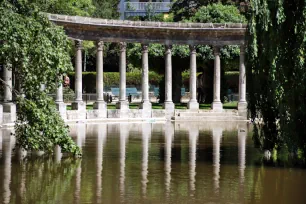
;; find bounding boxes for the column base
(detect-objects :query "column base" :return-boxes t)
[116,101,129,110]
[163,101,175,111]
[211,101,223,112]
[238,101,248,119]
[139,101,152,110]
[94,101,107,110]
[56,102,67,119]
[71,101,86,111]
[187,101,199,111]
[238,101,248,111]
[2,102,16,123]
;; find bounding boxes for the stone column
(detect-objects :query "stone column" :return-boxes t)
[2,65,16,123]
[3,65,12,103]
[72,40,86,111]
[116,42,129,110]
[94,41,107,110]
[140,44,152,111]
[211,46,223,111]
[0,104,3,124]
[238,45,248,112]
[163,45,175,111]
[187,45,199,110]
[55,77,66,119]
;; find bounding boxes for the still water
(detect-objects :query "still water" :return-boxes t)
[0,122,306,204]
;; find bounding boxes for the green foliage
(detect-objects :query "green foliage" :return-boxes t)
[30,0,96,16]
[15,96,80,154]
[170,0,246,22]
[68,71,163,91]
[247,0,306,155]
[0,0,81,155]
[92,0,120,19]
[192,3,246,23]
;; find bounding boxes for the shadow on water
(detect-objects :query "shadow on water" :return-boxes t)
[0,121,306,203]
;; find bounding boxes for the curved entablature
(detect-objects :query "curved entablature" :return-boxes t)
[47,14,246,46]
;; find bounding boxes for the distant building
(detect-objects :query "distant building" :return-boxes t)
[118,0,172,20]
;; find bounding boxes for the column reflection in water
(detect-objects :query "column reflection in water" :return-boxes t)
[2,129,15,204]
[141,123,152,197]
[164,122,174,197]
[0,129,2,158]
[74,124,86,204]
[120,123,129,199]
[212,128,223,193]
[238,125,247,193]
[54,145,62,163]
[96,124,107,204]
[189,127,199,195]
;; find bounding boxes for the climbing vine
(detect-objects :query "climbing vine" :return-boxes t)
[0,1,81,155]
[247,0,306,156]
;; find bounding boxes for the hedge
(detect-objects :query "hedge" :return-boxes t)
[67,71,239,92]
[68,71,163,92]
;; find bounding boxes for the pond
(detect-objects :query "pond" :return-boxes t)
[0,122,306,203]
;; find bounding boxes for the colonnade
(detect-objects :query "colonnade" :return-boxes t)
[54,40,247,113]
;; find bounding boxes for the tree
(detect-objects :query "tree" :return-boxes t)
[191,3,246,23]
[92,0,120,19]
[30,0,96,16]
[247,0,306,156]
[0,0,81,155]
[171,0,248,22]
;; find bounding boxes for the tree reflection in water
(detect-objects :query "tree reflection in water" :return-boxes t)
[1,122,306,203]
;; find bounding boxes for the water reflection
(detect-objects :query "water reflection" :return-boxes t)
[2,129,14,204]
[141,123,151,197]
[73,123,86,204]
[188,127,199,196]
[238,124,247,202]
[96,124,107,204]
[164,122,174,197]
[212,128,222,193]
[1,122,306,203]
[54,145,62,162]
[119,123,129,200]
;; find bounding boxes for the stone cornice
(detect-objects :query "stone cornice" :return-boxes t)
[47,13,246,46]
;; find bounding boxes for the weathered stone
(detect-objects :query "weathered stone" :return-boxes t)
[212,47,223,112]
[56,102,67,119]
[87,109,107,119]
[71,101,86,111]
[2,103,16,123]
[238,45,248,111]
[0,104,3,124]
[47,14,246,45]
[188,45,199,111]
[66,110,86,120]
[74,40,83,103]
[93,101,107,110]
[163,45,174,112]
[116,42,129,110]
[95,41,105,106]
[140,44,151,110]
